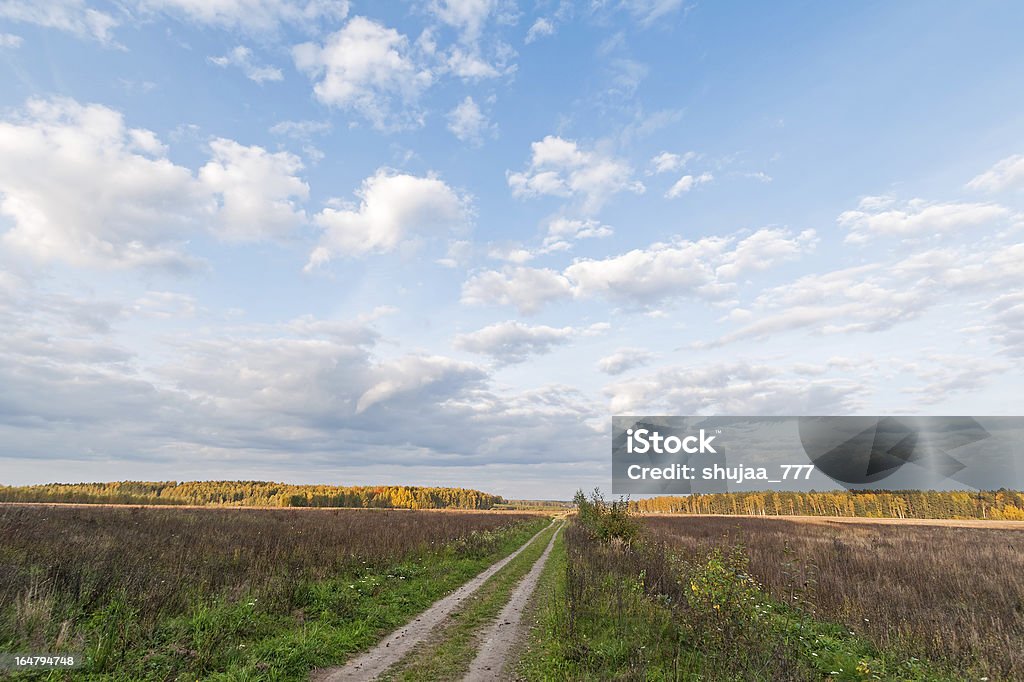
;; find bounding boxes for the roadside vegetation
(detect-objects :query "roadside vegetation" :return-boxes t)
[520,489,1020,681]
[0,504,544,680]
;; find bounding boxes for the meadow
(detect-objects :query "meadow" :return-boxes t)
[518,492,1024,681]
[645,516,1024,680]
[5,495,1023,681]
[0,504,542,680]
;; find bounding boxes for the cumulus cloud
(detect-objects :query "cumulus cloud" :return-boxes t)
[597,348,653,375]
[507,135,644,213]
[293,16,433,129]
[0,0,118,43]
[715,228,817,280]
[427,0,517,80]
[704,238,1024,348]
[966,154,1024,193]
[462,228,816,313]
[356,354,485,413]
[542,217,613,250]
[649,150,696,174]
[839,196,1009,244]
[665,171,712,198]
[446,96,492,144]
[461,266,574,314]
[0,279,604,482]
[209,46,283,83]
[524,17,554,43]
[0,98,213,270]
[454,320,575,364]
[0,98,312,270]
[308,169,469,266]
[429,0,500,44]
[199,138,309,241]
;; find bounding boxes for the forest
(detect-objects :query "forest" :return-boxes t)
[629,489,1024,519]
[0,480,506,509]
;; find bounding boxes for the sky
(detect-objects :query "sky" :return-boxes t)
[0,1,1022,499]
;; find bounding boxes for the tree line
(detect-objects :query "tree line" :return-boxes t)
[0,480,506,510]
[628,489,1024,520]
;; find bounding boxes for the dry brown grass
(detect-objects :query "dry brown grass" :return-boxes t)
[0,504,534,632]
[645,516,1024,680]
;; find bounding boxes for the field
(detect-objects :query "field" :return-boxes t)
[0,504,542,680]
[4,496,1024,681]
[517,493,1024,682]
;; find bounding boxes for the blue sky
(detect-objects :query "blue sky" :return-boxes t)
[1,1,1023,498]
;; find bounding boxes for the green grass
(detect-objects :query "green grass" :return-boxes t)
[5,516,550,681]
[381,521,562,682]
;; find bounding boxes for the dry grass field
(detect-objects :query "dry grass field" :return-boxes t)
[645,516,1024,680]
[0,504,541,679]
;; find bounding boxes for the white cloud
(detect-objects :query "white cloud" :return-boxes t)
[0,33,23,48]
[445,46,510,80]
[356,354,485,413]
[139,0,348,32]
[839,196,1009,244]
[209,46,283,83]
[426,1,516,81]
[605,361,864,415]
[704,238,1024,348]
[507,135,644,213]
[293,16,433,130]
[308,169,469,266]
[565,239,725,303]
[620,0,689,27]
[199,138,309,241]
[899,354,1007,405]
[0,98,314,269]
[461,266,573,314]
[437,239,474,268]
[649,150,696,174]
[131,291,198,319]
[966,154,1024,193]
[541,217,613,251]
[429,0,498,44]
[446,96,492,144]
[665,171,712,198]
[607,58,648,97]
[524,17,554,43]
[597,348,653,375]
[986,292,1024,357]
[0,0,118,43]
[463,228,815,312]
[268,119,331,138]
[714,228,817,280]
[454,320,575,364]
[0,98,212,270]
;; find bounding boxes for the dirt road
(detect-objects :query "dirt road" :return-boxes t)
[462,523,561,681]
[311,520,555,682]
